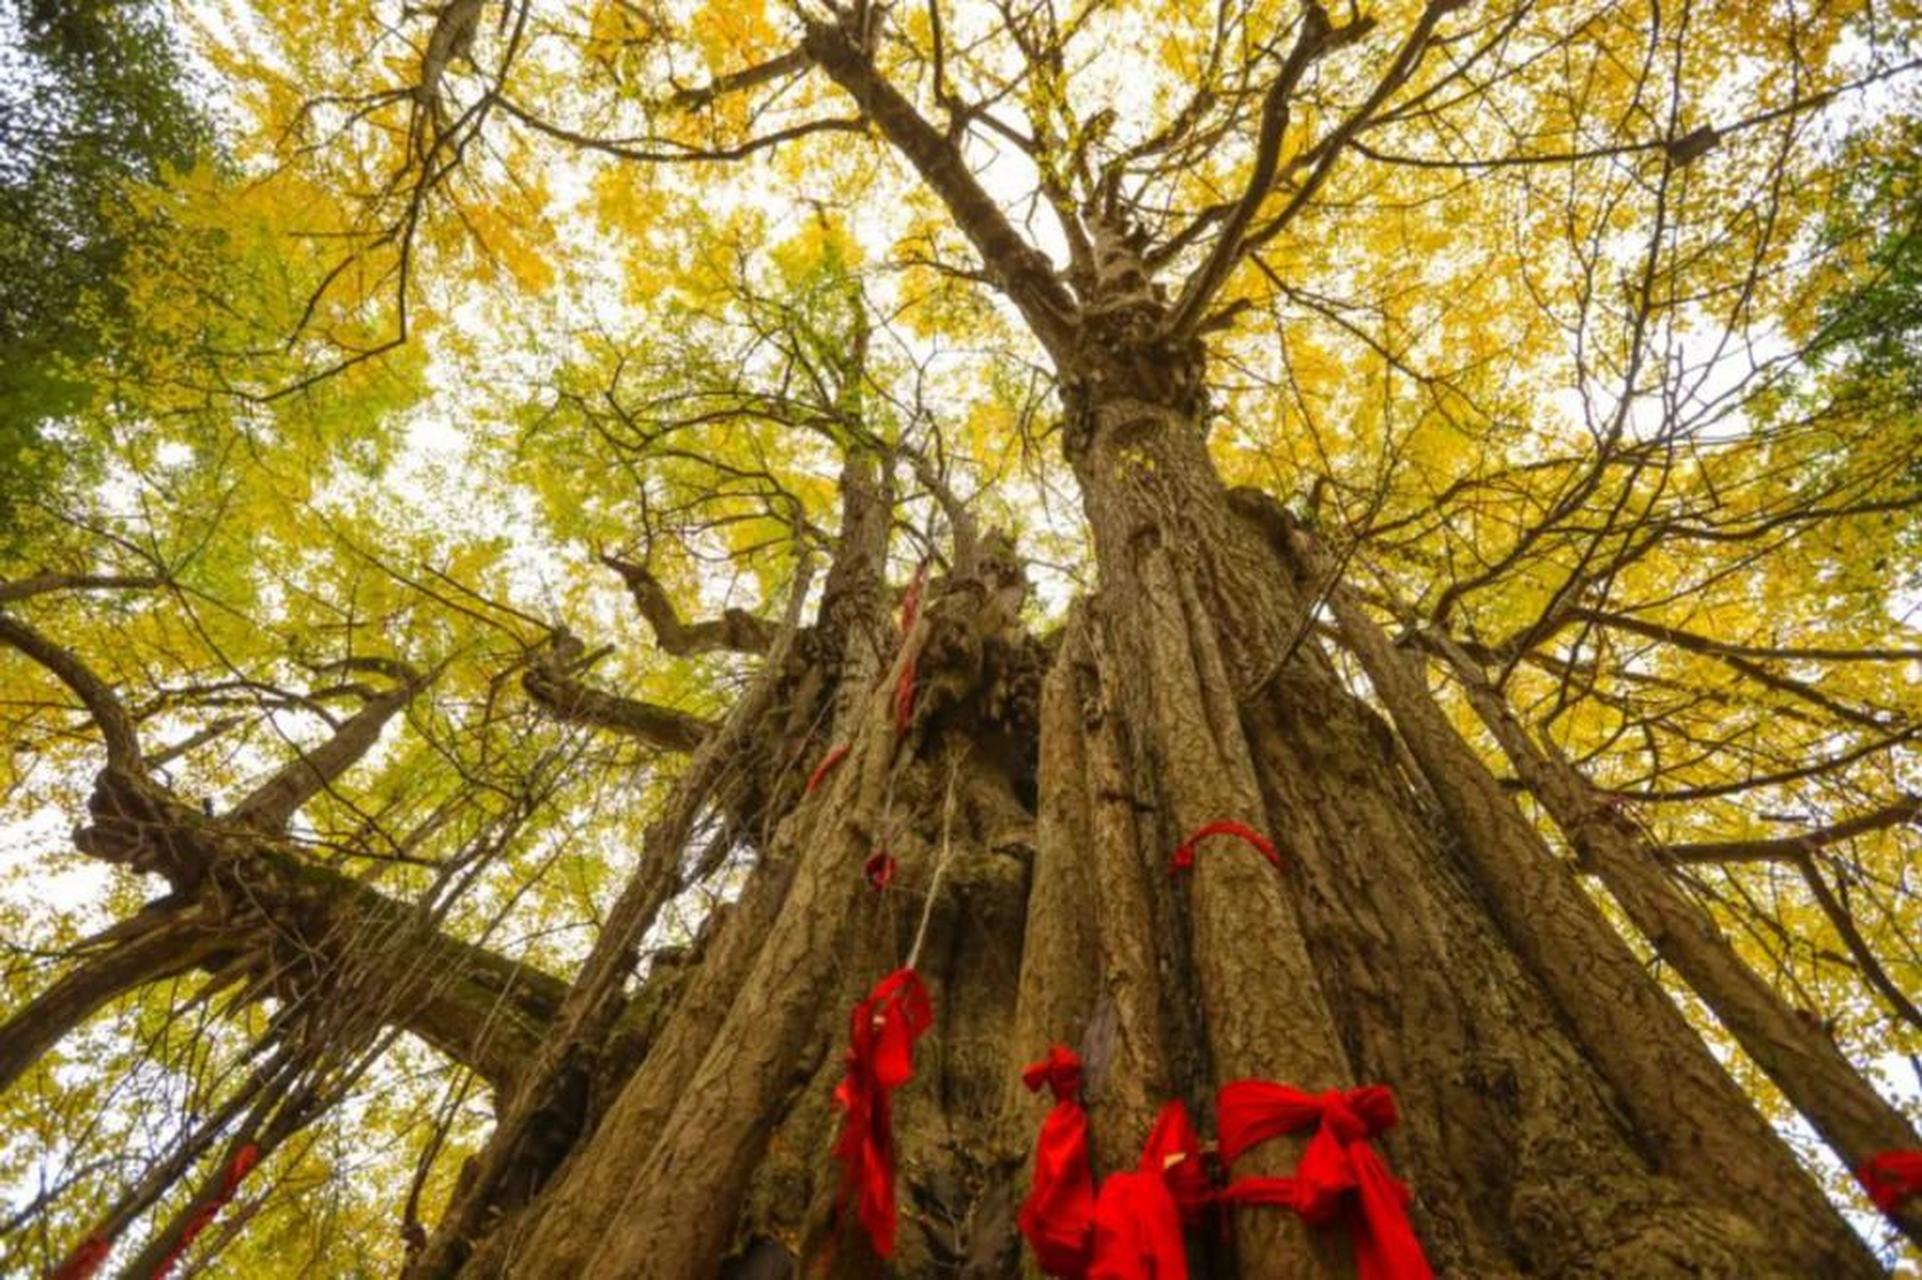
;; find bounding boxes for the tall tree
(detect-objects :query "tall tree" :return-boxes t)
[3,0,1920,1277]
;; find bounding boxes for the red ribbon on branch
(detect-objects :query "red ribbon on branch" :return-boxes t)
[863,850,898,891]
[1215,1083,1430,1280]
[1017,1046,1097,1275]
[51,1234,113,1280]
[1088,1101,1209,1280]
[832,968,933,1259]
[1859,1149,1922,1215]
[1169,821,1283,875]
[806,744,851,795]
[152,1141,262,1279]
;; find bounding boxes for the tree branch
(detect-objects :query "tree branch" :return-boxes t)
[1660,797,1922,865]
[801,17,1078,356]
[598,554,774,655]
[0,609,142,770]
[521,644,712,752]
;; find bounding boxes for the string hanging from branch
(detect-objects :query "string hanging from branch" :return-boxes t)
[1214,1082,1431,1280]
[1169,820,1283,874]
[1017,1045,1096,1274]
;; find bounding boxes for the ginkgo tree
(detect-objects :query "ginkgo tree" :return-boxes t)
[3,0,1921,1276]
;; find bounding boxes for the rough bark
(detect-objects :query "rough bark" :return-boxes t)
[1424,624,1922,1251]
[1273,516,1877,1276]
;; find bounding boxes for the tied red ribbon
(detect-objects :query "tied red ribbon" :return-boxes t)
[864,850,898,891]
[832,968,933,1259]
[1859,1149,1922,1215]
[152,1141,262,1279]
[1215,1083,1430,1280]
[806,744,851,795]
[1017,1046,1096,1275]
[1089,1101,1208,1280]
[51,1234,113,1280]
[1169,821,1282,875]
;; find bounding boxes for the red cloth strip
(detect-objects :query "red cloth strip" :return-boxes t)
[1169,821,1281,874]
[806,744,850,794]
[832,968,933,1259]
[51,1234,113,1280]
[1018,1046,1096,1276]
[1859,1149,1922,1215]
[1216,1082,1430,1280]
[895,657,918,739]
[152,1141,261,1279]
[899,562,928,637]
[1088,1101,1207,1280]
[863,850,898,891]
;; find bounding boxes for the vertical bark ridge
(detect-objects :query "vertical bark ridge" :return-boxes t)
[1430,628,1922,1252]
[1284,527,1878,1277]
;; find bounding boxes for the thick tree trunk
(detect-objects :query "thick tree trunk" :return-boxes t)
[410,355,1888,1278]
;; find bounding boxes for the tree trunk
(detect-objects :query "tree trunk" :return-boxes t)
[388,328,1900,1279]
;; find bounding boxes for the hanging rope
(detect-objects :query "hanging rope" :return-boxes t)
[1860,1150,1922,1215]
[1169,820,1283,874]
[1214,1083,1431,1280]
[1017,1046,1096,1275]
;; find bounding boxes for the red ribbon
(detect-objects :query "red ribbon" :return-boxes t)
[1089,1101,1208,1280]
[1169,821,1282,874]
[152,1141,262,1279]
[899,563,928,636]
[894,658,918,739]
[863,850,898,891]
[1215,1083,1430,1280]
[51,1234,113,1280]
[806,744,851,795]
[1859,1149,1922,1215]
[832,968,933,1259]
[1018,1046,1096,1275]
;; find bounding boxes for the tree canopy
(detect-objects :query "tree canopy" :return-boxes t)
[2,0,1920,1274]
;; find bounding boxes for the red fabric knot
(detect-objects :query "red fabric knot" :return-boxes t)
[1859,1149,1922,1215]
[832,968,933,1259]
[1169,821,1282,875]
[51,1234,113,1280]
[1088,1101,1208,1280]
[152,1141,262,1279]
[1018,1046,1096,1276]
[1216,1082,1430,1280]
[1023,1044,1084,1101]
[806,744,850,795]
[863,850,898,891]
